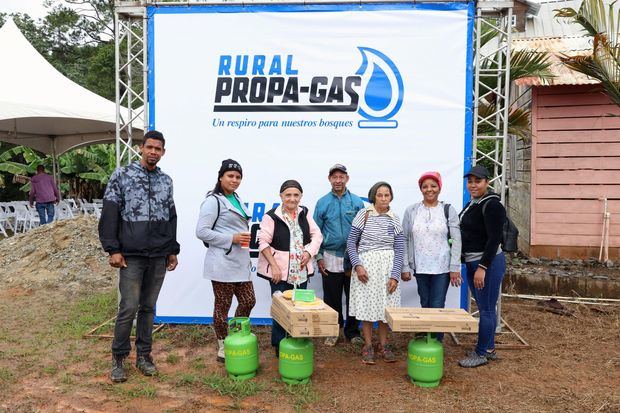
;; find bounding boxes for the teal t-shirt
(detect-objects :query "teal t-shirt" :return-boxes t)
[226,193,248,218]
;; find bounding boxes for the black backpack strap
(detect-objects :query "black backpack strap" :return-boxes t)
[203,194,221,248]
[443,203,451,240]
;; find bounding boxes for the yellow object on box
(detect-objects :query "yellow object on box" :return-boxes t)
[282,290,294,300]
[293,298,324,309]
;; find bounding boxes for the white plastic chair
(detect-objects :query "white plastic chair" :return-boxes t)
[80,198,93,215]
[65,198,80,215]
[11,202,31,232]
[24,203,41,230]
[0,203,15,233]
[55,201,74,220]
[0,208,9,237]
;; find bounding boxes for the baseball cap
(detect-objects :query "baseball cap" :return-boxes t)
[464,165,490,179]
[329,164,348,175]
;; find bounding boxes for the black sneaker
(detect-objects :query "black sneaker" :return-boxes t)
[110,355,127,383]
[136,354,158,376]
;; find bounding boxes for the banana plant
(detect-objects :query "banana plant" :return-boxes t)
[555,0,620,106]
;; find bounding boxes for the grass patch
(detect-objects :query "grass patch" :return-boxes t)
[43,365,58,376]
[166,353,180,365]
[0,367,14,388]
[166,325,213,347]
[54,290,117,339]
[190,356,206,371]
[175,373,199,387]
[133,384,157,399]
[284,382,320,413]
[109,382,158,400]
[202,373,263,401]
[59,372,74,385]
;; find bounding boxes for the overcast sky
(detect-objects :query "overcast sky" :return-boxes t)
[1,0,50,19]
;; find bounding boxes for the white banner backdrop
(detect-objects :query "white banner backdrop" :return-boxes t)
[150,2,474,323]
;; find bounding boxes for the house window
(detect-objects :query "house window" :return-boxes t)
[511,15,517,27]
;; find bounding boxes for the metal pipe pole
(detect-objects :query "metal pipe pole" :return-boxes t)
[115,11,122,168]
[143,9,149,131]
[495,7,512,333]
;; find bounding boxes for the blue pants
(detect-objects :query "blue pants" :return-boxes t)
[269,280,307,350]
[465,253,506,355]
[36,202,55,225]
[414,272,450,342]
[112,256,167,357]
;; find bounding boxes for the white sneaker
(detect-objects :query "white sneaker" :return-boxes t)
[324,336,338,347]
[217,339,225,363]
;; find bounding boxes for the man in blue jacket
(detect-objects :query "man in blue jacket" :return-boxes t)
[314,164,365,346]
[99,130,180,383]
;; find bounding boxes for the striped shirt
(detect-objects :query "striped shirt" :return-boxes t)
[346,207,405,280]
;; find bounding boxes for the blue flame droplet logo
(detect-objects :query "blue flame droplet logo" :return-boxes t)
[356,47,404,129]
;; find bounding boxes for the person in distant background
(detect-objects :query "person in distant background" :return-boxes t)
[29,165,60,225]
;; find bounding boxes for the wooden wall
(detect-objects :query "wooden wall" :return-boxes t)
[531,85,620,259]
[507,135,532,255]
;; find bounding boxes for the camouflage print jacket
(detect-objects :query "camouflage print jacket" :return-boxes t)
[98,161,180,257]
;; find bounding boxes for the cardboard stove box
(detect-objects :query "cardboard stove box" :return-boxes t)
[385,307,479,333]
[270,294,339,338]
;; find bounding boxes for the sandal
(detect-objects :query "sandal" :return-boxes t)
[361,345,375,365]
[377,344,397,363]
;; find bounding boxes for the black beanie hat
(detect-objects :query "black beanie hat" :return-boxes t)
[279,179,303,194]
[218,159,243,178]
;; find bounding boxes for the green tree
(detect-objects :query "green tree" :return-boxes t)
[0,144,116,200]
[555,0,620,105]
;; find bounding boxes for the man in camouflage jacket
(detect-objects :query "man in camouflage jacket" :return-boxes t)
[99,130,180,383]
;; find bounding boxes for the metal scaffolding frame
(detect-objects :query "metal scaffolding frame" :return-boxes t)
[474,1,513,204]
[115,1,148,166]
[114,0,523,344]
[115,0,514,186]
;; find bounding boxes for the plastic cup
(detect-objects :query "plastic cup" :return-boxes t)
[240,232,251,249]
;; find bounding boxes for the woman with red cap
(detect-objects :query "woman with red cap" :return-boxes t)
[401,171,462,342]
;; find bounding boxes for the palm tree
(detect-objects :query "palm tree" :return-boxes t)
[555,0,620,105]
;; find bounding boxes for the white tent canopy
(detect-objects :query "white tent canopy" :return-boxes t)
[0,18,142,157]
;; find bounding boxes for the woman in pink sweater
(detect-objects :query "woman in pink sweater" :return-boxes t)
[257,180,323,356]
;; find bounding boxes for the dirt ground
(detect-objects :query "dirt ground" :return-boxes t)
[1,286,619,413]
[0,220,619,412]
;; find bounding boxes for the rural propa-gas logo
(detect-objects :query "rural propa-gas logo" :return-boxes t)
[213,47,404,129]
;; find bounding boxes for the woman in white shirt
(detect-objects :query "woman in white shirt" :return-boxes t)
[401,172,462,341]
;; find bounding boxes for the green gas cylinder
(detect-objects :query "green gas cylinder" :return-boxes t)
[278,337,314,385]
[224,317,259,381]
[407,333,444,387]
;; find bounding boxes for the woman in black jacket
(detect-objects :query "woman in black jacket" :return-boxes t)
[458,165,506,368]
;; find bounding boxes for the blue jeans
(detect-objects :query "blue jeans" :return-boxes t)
[112,256,167,357]
[36,202,55,225]
[270,280,307,350]
[465,253,506,355]
[415,272,450,342]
